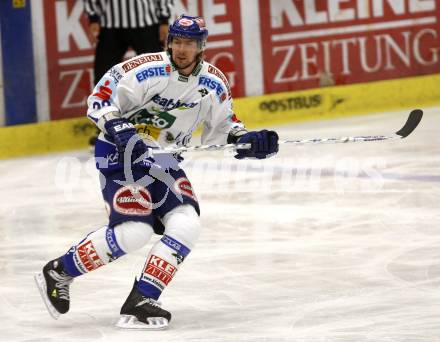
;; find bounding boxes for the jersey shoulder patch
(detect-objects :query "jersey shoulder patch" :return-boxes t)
[121,52,171,83]
[206,63,230,88]
[120,52,169,73]
[198,63,232,103]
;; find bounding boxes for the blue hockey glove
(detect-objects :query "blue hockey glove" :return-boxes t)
[235,130,279,159]
[104,118,147,164]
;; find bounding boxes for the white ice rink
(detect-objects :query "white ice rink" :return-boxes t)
[1,107,439,342]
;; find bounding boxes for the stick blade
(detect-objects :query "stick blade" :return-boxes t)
[395,109,423,138]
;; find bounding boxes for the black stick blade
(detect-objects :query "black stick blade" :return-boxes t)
[395,109,423,138]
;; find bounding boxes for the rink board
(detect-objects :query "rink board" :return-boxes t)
[1,73,439,159]
[0,117,96,158]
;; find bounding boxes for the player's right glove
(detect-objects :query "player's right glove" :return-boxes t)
[234,129,279,159]
[104,118,147,164]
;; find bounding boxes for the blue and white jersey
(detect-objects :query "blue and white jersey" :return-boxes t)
[87,51,244,150]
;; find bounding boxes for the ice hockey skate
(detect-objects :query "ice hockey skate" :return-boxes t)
[116,280,171,330]
[34,257,73,319]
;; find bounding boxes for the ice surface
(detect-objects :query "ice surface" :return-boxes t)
[0,107,439,342]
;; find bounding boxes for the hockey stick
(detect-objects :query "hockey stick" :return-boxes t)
[151,109,423,155]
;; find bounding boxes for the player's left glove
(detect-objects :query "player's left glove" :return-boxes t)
[234,129,279,159]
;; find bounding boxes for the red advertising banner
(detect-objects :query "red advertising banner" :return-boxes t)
[34,0,440,121]
[260,0,440,93]
[38,0,245,121]
[42,0,95,120]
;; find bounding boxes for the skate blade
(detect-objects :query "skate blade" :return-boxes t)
[115,315,169,330]
[34,272,60,320]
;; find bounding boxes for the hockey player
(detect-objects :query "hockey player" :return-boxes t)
[35,15,279,330]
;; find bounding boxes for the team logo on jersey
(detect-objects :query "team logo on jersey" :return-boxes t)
[198,76,227,103]
[122,53,164,72]
[113,186,152,216]
[173,177,198,202]
[198,88,208,97]
[151,94,197,110]
[136,64,171,82]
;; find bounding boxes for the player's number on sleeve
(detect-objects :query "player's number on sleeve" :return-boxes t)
[93,100,111,110]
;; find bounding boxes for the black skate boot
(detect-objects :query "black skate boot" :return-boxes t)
[34,257,74,319]
[116,279,171,330]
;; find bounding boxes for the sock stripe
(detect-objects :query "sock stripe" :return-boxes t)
[160,235,191,257]
[105,226,126,258]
